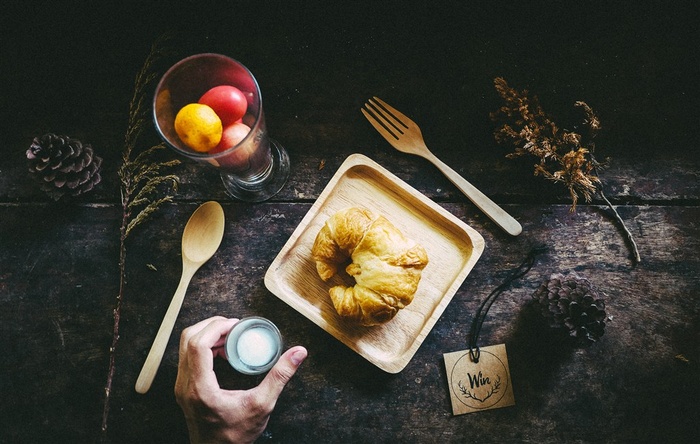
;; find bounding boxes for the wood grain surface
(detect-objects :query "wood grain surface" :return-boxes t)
[1,2,698,443]
[265,154,485,373]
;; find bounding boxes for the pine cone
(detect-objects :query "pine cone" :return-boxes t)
[26,133,103,200]
[532,273,607,344]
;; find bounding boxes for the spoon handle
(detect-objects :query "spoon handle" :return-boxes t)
[135,264,197,394]
[425,152,522,236]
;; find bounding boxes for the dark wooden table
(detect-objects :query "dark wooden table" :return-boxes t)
[1,2,698,443]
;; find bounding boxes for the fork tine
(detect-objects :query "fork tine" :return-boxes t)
[370,97,414,129]
[363,101,402,139]
[366,97,408,136]
[361,107,400,143]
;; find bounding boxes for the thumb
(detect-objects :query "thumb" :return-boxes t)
[256,346,307,406]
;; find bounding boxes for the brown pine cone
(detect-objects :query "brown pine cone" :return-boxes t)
[532,273,607,344]
[26,133,103,200]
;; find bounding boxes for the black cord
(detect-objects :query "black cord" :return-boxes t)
[468,245,548,362]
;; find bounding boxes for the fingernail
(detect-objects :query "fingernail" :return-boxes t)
[290,348,307,366]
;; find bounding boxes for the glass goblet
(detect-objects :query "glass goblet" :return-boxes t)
[154,53,290,202]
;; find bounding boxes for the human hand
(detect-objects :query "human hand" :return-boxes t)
[175,316,307,443]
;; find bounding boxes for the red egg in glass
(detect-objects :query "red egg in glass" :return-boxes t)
[199,85,248,126]
[210,122,252,168]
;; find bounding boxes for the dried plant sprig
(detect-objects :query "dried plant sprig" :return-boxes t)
[101,35,180,437]
[491,77,640,264]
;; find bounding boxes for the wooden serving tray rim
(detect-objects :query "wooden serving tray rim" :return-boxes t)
[264,153,485,373]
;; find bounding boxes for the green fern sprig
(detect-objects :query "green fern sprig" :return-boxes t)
[118,35,180,235]
[101,35,180,437]
[122,145,180,237]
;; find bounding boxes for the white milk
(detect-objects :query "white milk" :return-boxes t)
[236,327,277,367]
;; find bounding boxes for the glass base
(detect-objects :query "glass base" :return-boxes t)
[220,139,290,202]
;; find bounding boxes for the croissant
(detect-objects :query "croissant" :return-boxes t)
[311,207,429,326]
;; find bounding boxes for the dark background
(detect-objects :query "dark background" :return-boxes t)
[3,1,697,158]
[1,1,698,443]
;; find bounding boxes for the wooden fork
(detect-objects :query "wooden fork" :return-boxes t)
[362,97,522,236]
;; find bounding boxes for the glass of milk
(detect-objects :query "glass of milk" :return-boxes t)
[225,317,283,375]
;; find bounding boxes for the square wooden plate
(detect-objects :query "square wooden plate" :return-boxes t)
[264,154,485,373]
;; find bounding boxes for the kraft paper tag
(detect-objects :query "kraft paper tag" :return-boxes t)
[443,344,515,415]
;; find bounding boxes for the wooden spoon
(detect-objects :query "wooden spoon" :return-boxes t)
[135,201,225,394]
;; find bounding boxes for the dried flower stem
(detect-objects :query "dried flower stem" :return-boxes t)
[597,186,642,263]
[491,77,640,264]
[101,36,179,437]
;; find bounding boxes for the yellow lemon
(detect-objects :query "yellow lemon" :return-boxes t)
[174,103,223,152]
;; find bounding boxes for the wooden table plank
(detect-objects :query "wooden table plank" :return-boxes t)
[1,2,698,442]
[2,202,698,442]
